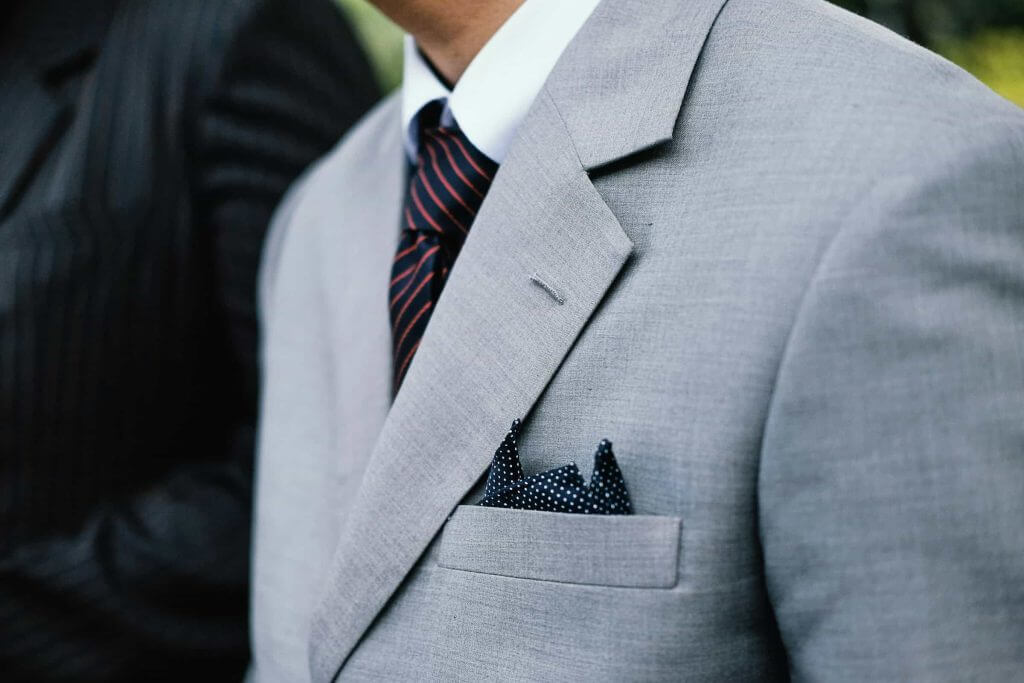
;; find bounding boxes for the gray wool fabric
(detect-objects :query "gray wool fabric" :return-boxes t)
[249,0,1024,680]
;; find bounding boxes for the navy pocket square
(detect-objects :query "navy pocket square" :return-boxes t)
[479,419,633,514]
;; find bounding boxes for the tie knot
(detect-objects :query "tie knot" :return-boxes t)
[416,125,497,200]
[404,106,498,245]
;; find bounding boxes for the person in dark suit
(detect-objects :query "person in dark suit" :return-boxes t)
[0,0,377,680]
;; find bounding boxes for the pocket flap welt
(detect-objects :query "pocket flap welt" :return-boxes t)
[439,505,681,588]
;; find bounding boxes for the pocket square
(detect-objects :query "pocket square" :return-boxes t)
[478,419,633,514]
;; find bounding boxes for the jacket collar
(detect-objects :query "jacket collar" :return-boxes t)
[546,0,731,171]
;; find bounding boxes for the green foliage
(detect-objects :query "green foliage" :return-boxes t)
[336,0,403,92]
[830,0,1024,44]
[940,29,1024,106]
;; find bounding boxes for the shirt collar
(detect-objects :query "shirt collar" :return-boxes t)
[400,0,600,164]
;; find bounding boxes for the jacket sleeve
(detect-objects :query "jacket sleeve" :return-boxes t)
[0,1,378,681]
[758,119,1024,681]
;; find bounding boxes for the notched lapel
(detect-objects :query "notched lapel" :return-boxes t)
[309,91,632,681]
[309,0,732,677]
[547,0,730,171]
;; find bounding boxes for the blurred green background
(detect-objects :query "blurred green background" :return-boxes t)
[336,0,1024,107]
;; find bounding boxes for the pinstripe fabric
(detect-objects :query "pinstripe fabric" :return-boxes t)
[390,103,498,390]
[0,0,377,680]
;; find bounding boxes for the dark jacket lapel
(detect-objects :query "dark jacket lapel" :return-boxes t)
[0,75,71,218]
[0,0,117,217]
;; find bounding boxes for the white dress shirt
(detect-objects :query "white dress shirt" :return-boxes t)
[400,0,601,164]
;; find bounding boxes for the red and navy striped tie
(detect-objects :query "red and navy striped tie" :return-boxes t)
[390,104,499,392]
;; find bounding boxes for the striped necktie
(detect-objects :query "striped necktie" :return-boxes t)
[390,103,499,392]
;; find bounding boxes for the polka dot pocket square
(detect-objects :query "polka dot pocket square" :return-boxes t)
[478,419,633,515]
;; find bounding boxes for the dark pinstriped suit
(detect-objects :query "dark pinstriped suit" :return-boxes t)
[0,0,377,679]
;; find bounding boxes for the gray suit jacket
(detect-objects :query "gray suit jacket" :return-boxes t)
[249,0,1024,680]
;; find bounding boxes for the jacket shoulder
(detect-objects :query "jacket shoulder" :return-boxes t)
[689,0,1024,186]
[712,0,1023,135]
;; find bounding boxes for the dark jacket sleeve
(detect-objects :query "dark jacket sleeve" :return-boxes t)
[0,1,378,681]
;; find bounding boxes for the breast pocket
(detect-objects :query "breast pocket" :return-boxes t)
[438,505,681,588]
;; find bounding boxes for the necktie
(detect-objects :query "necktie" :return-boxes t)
[390,103,498,392]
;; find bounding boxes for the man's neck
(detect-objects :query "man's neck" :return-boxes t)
[371,0,525,85]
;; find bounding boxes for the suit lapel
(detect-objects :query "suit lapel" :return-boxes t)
[0,74,70,218]
[0,0,117,218]
[310,0,730,678]
[310,90,631,681]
